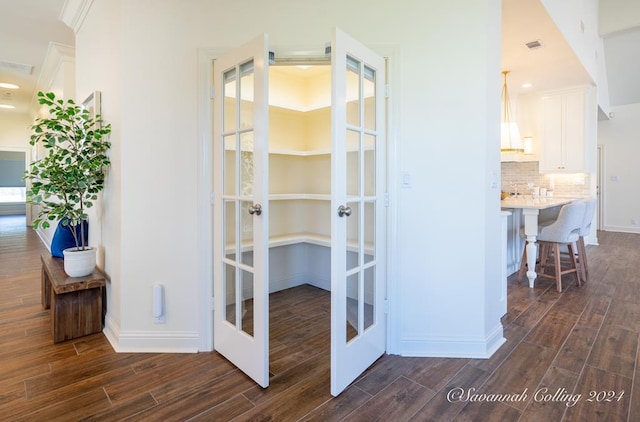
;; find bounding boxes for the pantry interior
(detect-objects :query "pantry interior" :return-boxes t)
[222,61,377,340]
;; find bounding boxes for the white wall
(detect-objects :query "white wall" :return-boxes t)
[76,0,504,357]
[75,0,123,339]
[598,102,640,233]
[542,0,600,84]
[0,113,31,149]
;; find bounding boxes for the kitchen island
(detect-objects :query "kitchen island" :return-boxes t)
[501,196,581,288]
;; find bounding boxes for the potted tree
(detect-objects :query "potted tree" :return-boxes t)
[25,91,111,277]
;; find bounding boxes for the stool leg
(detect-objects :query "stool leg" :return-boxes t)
[568,243,581,287]
[578,236,588,280]
[554,243,562,292]
[539,243,549,275]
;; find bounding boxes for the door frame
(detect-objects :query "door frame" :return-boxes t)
[596,144,605,232]
[196,42,401,355]
[0,146,32,224]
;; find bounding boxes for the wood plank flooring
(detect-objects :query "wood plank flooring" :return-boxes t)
[1,214,639,421]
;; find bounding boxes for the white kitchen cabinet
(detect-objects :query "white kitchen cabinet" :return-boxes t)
[539,88,588,173]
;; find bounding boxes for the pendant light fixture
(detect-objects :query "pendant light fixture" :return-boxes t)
[500,70,523,152]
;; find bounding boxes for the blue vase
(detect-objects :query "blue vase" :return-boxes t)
[50,218,89,258]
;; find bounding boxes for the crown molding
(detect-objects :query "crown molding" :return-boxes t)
[30,42,76,116]
[60,0,94,34]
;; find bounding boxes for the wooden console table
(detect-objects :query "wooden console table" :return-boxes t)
[41,254,106,343]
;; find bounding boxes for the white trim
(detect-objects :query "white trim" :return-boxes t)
[109,333,199,353]
[60,0,94,34]
[378,46,401,355]
[398,324,506,358]
[33,42,75,110]
[597,144,606,232]
[196,48,220,352]
[103,313,199,353]
[603,225,640,234]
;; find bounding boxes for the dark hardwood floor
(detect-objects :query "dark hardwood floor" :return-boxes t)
[1,214,639,421]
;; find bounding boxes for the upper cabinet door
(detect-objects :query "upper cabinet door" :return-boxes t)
[540,88,587,173]
[213,34,270,388]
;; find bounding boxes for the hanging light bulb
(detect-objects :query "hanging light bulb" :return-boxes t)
[500,70,523,152]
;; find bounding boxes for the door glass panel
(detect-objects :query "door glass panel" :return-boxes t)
[364,201,375,263]
[363,66,376,131]
[241,269,254,337]
[240,132,254,196]
[224,135,237,195]
[346,130,360,197]
[364,266,374,331]
[346,201,360,271]
[239,61,254,128]
[224,200,236,259]
[346,56,361,127]
[214,33,270,390]
[346,272,359,342]
[223,69,237,132]
[224,263,237,325]
[240,200,254,266]
[364,133,375,197]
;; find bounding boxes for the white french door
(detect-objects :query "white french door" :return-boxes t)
[330,28,387,396]
[212,34,270,388]
[211,29,386,396]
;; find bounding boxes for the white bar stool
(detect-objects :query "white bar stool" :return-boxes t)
[536,201,587,292]
[576,198,597,281]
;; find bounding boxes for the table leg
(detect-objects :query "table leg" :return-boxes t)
[41,265,51,309]
[522,209,540,288]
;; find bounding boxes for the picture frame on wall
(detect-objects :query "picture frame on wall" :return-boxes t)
[82,91,102,126]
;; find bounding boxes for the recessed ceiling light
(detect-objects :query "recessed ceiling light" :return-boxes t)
[0,104,16,109]
[522,83,533,89]
[0,83,19,89]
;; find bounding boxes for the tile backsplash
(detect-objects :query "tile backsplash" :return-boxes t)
[501,161,590,197]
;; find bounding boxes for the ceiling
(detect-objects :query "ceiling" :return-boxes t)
[0,0,73,114]
[0,0,638,116]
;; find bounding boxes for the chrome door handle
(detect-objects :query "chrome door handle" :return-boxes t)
[248,203,262,215]
[338,205,352,217]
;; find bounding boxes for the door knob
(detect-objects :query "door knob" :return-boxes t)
[248,203,262,215]
[338,205,352,217]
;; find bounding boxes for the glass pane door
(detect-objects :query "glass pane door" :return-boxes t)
[213,34,269,388]
[331,28,386,396]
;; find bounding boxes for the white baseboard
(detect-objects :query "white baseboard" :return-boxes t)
[103,314,200,353]
[35,227,53,253]
[397,324,506,359]
[603,225,640,234]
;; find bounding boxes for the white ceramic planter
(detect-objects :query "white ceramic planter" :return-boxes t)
[62,247,97,277]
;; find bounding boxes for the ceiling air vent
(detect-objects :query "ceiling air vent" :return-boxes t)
[525,40,543,50]
[0,60,34,75]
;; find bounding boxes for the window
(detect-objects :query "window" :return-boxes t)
[0,187,26,203]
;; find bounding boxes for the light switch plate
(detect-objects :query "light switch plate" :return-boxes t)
[401,171,412,188]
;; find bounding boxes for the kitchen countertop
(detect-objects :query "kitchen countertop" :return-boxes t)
[500,196,582,210]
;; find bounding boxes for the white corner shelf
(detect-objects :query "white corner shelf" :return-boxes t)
[269,147,331,156]
[269,193,330,201]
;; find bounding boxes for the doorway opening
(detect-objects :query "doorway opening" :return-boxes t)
[211,30,388,396]
[0,148,30,220]
[266,62,334,384]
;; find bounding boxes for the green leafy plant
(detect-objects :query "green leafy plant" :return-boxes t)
[25,91,111,250]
